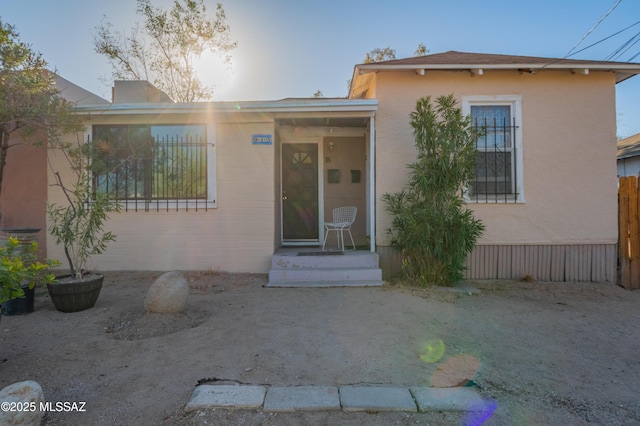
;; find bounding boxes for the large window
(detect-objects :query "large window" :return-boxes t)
[91,124,215,211]
[463,96,524,203]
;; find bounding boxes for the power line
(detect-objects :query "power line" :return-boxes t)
[563,0,622,58]
[567,20,640,58]
[605,30,640,61]
[627,49,640,61]
[541,0,623,70]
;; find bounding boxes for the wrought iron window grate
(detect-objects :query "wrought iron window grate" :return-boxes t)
[469,116,519,203]
[92,125,212,212]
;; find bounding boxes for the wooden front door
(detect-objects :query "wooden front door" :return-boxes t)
[282,143,319,241]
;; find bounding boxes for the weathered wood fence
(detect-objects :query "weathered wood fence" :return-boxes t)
[619,176,640,289]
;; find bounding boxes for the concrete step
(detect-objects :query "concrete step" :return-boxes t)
[268,250,383,287]
[269,266,382,283]
[266,279,384,288]
[271,252,380,269]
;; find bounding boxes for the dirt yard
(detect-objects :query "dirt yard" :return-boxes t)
[1,271,639,425]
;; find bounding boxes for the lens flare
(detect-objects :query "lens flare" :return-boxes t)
[419,339,446,363]
[430,354,481,387]
[465,399,497,426]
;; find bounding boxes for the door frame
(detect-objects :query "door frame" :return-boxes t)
[280,137,324,246]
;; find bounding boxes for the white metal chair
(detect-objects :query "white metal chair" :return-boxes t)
[322,206,357,251]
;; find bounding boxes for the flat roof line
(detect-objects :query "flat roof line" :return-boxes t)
[74,99,378,115]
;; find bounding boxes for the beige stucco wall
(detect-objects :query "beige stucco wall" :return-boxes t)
[46,113,276,273]
[375,69,618,246]
[323,136,367,246]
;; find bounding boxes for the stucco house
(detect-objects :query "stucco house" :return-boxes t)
[617,133,640,177]
[351,51,640,282]
[7,51,640,284]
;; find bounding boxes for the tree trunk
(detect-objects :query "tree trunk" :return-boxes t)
[0,128,10,200]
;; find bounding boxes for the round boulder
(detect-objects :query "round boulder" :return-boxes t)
[0,380,45,426]
[144,271,189,314]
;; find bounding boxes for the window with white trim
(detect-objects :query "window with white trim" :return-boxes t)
[463,96,524,203]
[91,124,217,211]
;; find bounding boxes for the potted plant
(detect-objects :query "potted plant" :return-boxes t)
[46,137,120,313]
[0,237,58,320]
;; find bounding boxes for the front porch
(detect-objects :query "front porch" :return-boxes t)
[267,247,383,287]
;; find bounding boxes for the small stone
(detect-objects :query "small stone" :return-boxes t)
[0,381,45,426]
[144,271,189,314]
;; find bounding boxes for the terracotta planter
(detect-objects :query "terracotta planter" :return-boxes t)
[47,274,103,313]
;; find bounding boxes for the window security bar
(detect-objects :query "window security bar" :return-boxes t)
[92,127,212,212]
[469,117,519,203]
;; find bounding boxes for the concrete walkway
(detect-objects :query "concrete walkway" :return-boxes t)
[185,384,488,413]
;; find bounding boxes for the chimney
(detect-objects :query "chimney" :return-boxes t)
[112,81,174,103]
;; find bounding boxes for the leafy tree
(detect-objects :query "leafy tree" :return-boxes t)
[363,47,396,63]
[414,43,429,56]
[0,20,81,202]
[362,43,428,64]
[382,95,484,286]
[94,0,237,102]
[349,44,429,93]
[47,133,121,280]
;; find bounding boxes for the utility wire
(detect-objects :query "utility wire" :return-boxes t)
[605,31,640,60]
[617,37,640,60]
[628,49,640,61]
[564,0,622,58]
[567,20,640,58]
[542,0,622,70]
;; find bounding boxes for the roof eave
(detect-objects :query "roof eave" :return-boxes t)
[355,63,640,83]
[73,99,379,115]
[618,151,640,160]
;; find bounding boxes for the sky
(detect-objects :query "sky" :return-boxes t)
[2,0,640,137]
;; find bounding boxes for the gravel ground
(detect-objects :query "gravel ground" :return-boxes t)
[1,271,639,425]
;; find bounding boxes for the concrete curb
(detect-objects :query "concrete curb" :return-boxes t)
[340,386,417,412]
[263,386,340,412]
[185,385,266,411]
[185,384,487,413]
[410,386,486,412]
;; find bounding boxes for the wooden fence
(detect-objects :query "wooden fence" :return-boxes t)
[619,176,640,289]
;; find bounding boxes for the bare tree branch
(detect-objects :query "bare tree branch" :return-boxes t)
[94,0,236,102]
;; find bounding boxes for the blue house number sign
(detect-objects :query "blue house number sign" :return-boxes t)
[252,134,272,145]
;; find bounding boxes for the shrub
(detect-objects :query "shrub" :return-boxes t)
[0,237,58,306]
[382,95,484,286]
[47,136,120,280]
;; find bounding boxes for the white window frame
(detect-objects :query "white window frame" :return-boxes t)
[84,124,218,210]
[462,95,524,203]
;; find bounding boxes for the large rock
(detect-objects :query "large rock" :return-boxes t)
[144,271,189,313]
[0,381,45,426]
